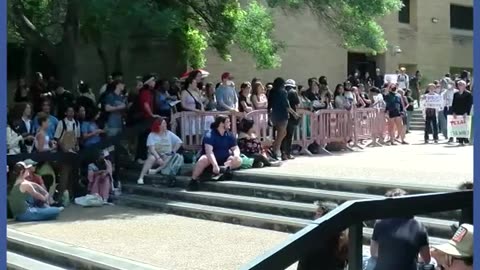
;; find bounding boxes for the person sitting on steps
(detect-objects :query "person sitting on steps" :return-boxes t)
[188,115,242,191]
[8,162,64,222]
[137,118,183,187]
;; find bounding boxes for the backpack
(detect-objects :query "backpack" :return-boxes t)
[58,119,79,152]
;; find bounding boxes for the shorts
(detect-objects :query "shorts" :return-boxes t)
[204,157,229,174]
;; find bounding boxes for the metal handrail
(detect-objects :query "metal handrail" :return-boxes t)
[241,190,472,270]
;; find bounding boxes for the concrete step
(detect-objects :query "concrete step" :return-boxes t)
[7,251,67,270]
[119,194,449,246]
[122,183,455,239]
[119,194,311,233]
[121,171,459,221]
[7,229,162,270]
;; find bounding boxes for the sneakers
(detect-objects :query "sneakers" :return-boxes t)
[187,179,200,191]
[137,178,144,185]
[219,166,233,181]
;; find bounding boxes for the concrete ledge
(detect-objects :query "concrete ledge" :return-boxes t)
[7,251,67,270]
[7,229,163,270]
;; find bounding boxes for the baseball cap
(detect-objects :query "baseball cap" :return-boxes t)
[221,72,233,80]
[285,79,296,87]
[16,161,32,169]
[23,159,38,167]
[434,224,473,257]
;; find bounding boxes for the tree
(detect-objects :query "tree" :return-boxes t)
[8,0,402,88]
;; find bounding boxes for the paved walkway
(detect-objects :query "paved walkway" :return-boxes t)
[244,131,472,189]
[9,206,297,270]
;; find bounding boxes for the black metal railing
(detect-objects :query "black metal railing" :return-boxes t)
[241,190,472,270]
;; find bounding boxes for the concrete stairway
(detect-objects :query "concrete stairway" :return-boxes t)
[409,110,425,131]
[119,164,457,243]
[7,229,162,270]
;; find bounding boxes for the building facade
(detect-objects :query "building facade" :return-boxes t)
[204,0,474,86]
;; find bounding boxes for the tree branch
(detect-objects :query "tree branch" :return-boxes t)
[8,0,55,57]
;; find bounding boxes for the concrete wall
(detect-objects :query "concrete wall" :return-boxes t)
[204,0,473,86]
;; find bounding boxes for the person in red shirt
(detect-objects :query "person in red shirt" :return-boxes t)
[135,74,160,163]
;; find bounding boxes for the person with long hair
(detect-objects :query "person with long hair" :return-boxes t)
[14,77,32,103]
[238,82,253,113]
[188,115,242,191]
[137,118,183,187]
[268,77,290,160]
[333,84,349,109]
[8,162,63,221]
[297,201,349,270]
[80,108,104,148]
[181,77,205,113]
[203,82,217,111]
[250,82,268,110]
[238,118,281,168]
[87,151,113,202]
[384,84,408,145]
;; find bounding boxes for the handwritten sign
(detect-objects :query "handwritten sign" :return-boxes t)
[424,95,443,109]
[447,115,471,138]
[384,74,397,84]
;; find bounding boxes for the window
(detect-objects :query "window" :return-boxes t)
[450,5,473,30]
[398,0,410,24]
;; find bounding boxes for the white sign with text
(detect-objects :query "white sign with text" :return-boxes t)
[447,115,471,138]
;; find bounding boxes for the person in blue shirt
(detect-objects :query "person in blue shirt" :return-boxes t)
[32,100,58,139]
[188,115,242,191]
[104,80,127,137]
[81,108,104,148]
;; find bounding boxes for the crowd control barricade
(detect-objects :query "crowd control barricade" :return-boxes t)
[292,110,317,151]
[351,107,379,148]
[244,110,274,142]
[314,109,353,151]
[171,111,238,151]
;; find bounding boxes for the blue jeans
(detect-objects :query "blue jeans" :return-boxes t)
[16,207,62,222]
[438,108,448,138]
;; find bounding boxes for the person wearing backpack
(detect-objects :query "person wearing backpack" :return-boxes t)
[54,105,80,152]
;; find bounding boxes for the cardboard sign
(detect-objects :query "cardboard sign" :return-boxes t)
[424,95,443,109]
[447,115,471,138]
[384,74,397,84]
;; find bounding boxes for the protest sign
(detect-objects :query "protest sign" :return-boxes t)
[424,95,443,109]
[384,74,397,84]
[447,115,471,138]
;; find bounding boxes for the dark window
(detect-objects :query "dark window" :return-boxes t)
[450,5,473,30]
[398,0,410,24]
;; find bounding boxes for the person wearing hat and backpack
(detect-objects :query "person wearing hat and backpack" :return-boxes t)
[431,224,473,270]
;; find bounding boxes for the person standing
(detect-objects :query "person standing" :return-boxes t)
[268,78,291,160]
[423,84,440,143]
[215,72,238,112]
[404,90,414,133]
[440,77,456,141]
[281,79,301,160]
[451,80,473,146]
[397,67,409,90]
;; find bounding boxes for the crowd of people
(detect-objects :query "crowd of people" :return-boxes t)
[5,67,474,217]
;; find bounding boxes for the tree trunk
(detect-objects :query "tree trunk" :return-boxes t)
[24,45,32,80]
[114,45,123,73]
[96,46,110,81]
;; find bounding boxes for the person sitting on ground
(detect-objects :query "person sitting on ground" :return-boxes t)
[297,201,349,270]
[23,159,48,192]
[369,188,431,270]
[237,118,281,168]
[8,162,63,222]
[431,224,473,270]
[87,151,113,202]
[188,115,242,191]
[137,118,183,187]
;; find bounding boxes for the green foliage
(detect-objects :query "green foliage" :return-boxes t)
[266,0,403,53]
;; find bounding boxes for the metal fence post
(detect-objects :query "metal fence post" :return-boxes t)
[348,222,363,270]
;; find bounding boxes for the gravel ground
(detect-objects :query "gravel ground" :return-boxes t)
[9,206,298,270]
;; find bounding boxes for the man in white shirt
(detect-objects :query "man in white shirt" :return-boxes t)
[54,106,80,152]
[397,67,409,90]
[441,78,457,142]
